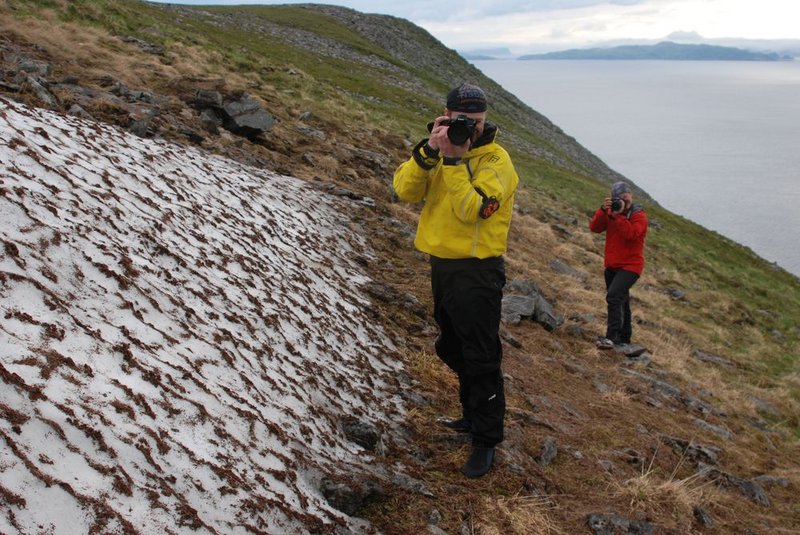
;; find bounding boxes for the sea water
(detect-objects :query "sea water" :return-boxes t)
[474,59,800,277]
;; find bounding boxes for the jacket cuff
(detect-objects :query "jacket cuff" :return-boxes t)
[412,138,440,170]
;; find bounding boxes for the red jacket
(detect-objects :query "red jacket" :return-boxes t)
[589,204,648,275]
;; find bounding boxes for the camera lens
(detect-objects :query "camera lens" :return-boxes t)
[447,123,471,145]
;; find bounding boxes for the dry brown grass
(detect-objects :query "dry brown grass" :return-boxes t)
[0,8,257,95]
[608,450,719,532]
[405,349,453,389]
[470,494,565,535]
[600,387,633,404]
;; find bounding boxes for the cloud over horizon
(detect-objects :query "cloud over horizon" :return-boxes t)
[146,0,800,54]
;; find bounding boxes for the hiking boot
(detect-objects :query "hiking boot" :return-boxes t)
[436,417,472,433]
[461,446,495,478]
[595,337,614,350]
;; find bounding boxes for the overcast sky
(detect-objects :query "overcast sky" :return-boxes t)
[148,0,800,53]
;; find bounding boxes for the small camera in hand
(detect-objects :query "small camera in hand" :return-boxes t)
[441,114,477,145]
[610,197,624,212]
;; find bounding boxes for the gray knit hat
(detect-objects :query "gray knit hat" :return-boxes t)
[611,181,631,198]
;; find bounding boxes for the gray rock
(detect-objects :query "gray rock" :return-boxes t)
[569,312,595,323]
[543,208,578,226]
[550,259,587,282]
[341,418,380,451]
[592,379,610,393]
[362,280,426,318]
[500,329,522,348]
[320,476,385,516]
[129,90,156,104]
[110,82,129,97]
[0,80,21,92]
[506,279,540,295]
[550,223,574,238]
[586,513,655,535]
[666,287,686,300]
[537,436,558,466]
[118,35,165,55]
[533,295,563,331]
[565,323,588,339]
[507,407,557,431]
[129,115,155,138]
[302,153,318,166]
[200,108,223,133]
[194,89,223,108]
[297,125,327,140]
[621,369,681,398]
[221,94,275,138]
[426,509,442,525]
[597,460,616,473]
[692,349,736,368]
[501,294,536,325]
[660,435,722,465]
[698,463,770,506]
[17,59,51,77]
[67,104,92,119]
[693,418,733,440]
[26,76,58,108]
[621,352,652,367]
[621,369,722,416]
[693,505,714,528]
[389,473,434,498]
[644,396,662,408]
[613,343,647,357]
[748,395,781,417]
[501,280,563,331]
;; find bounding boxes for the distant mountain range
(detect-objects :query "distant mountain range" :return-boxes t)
[460,47,515,60]
[516,41,793,61]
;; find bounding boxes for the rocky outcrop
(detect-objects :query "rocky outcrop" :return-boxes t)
[502,279,564,331]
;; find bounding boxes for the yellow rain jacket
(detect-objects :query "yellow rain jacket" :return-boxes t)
[393,125,519,259]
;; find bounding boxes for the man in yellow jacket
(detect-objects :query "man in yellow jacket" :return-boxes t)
[393,84,519,478]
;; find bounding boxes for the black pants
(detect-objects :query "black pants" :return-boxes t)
[431,256,505,447]
[604,268,639,344]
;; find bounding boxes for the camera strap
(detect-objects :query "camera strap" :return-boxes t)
[465,161,500,219]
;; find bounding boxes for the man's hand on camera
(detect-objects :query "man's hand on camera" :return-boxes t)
[429,115,470,158]
[602,197,613,211]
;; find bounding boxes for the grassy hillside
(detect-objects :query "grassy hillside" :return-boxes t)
[2,0,798,533]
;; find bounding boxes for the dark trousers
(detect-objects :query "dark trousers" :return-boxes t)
[604,268,639,344]
[431,256,505,447]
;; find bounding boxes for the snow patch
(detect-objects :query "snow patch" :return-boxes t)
[0,97,404,534]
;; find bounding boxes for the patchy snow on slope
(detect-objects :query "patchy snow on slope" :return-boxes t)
[0,97,405,534]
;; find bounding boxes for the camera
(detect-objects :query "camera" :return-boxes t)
[441,114,477,145]
[610,197,624,212]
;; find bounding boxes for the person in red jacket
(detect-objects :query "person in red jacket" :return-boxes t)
[589,181,648,349]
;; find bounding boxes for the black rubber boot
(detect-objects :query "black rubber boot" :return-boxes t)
[460,446,495,478]
[436,417,472,433]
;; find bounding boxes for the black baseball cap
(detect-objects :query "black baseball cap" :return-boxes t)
[446,84,487,113]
